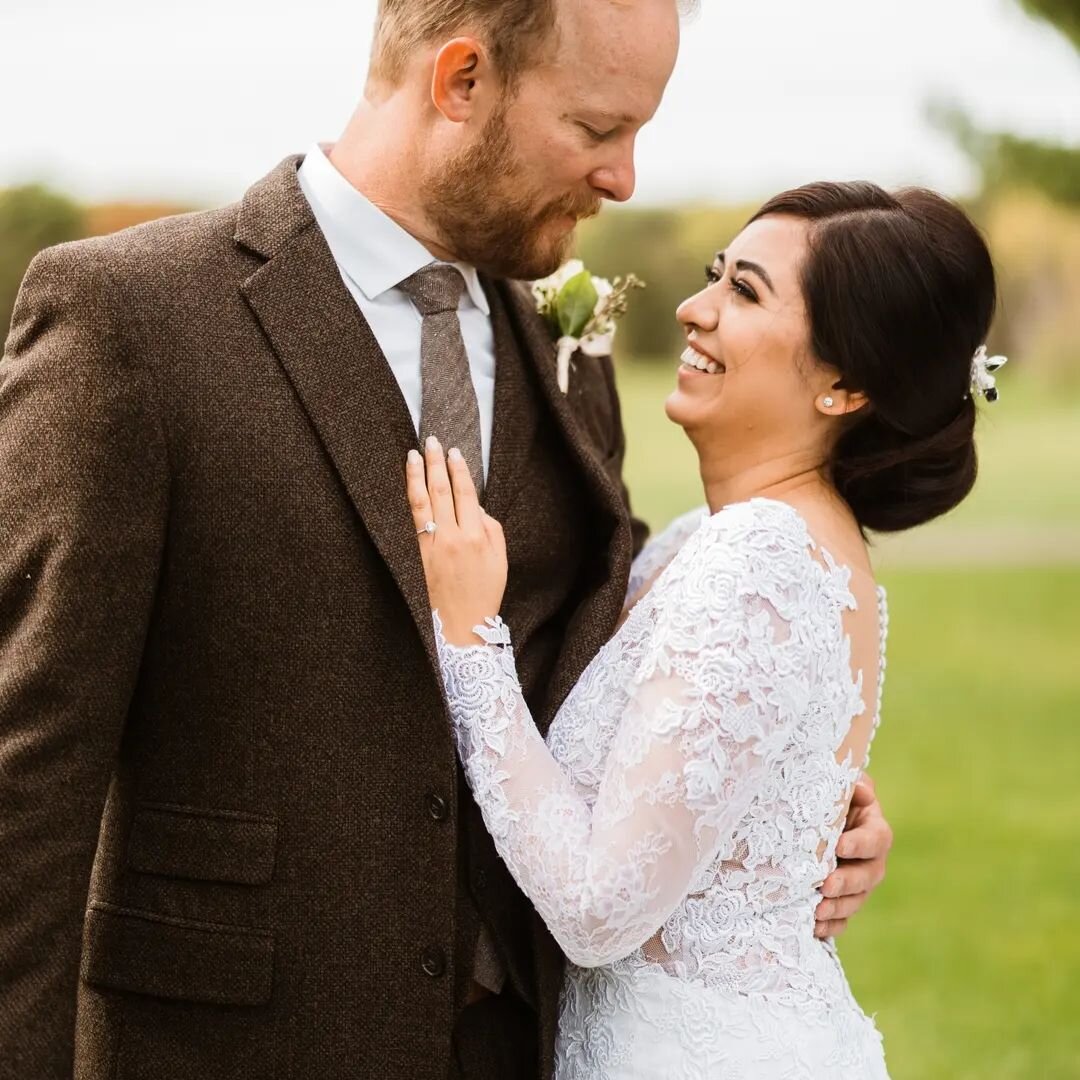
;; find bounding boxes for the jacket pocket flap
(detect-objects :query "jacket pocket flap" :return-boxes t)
[82,903,273,1007]
[128,803,277,886]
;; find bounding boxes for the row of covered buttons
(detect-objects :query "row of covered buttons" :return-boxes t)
[423,789,450,977]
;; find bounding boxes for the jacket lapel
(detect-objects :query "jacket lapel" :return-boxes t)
[494,280,634,712]
[232,158,633,700]
[475,279,537,526]
[494,279,626,525]
[235,158,439,673]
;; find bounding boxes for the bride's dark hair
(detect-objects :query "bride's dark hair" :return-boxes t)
[748,182,997,533]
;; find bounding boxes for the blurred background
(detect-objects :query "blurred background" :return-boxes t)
[1,0,1077,1075]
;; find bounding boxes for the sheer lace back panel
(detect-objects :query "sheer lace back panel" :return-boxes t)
[437,498,888,1005]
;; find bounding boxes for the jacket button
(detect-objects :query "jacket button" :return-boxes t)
[426,792,449,822]
[421,946,446,978]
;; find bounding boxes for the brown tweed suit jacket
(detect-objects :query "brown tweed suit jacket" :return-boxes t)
[0,157,648,1080]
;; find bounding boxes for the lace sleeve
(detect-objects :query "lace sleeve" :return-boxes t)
[435,506,816,969]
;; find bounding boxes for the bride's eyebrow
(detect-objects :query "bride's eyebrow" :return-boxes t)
[716,251,776,296]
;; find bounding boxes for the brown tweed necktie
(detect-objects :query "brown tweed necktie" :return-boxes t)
[399,264,485,498]
[399,262,505,995]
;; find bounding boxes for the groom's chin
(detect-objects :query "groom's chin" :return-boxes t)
[462,207,580,281]
[479,237,574,283]
[519,227,578,281]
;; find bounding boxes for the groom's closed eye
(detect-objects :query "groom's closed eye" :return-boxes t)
[565,108,637,142]
[579,123,616,142]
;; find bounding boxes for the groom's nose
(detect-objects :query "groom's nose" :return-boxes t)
[588,146,637,203]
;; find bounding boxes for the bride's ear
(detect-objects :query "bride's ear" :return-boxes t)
[431,38,488,123]
[815,384,870,418]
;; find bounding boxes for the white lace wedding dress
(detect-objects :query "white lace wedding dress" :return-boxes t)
[435,498,891,1078]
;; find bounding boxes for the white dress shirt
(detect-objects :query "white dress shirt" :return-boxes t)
[297,143,496,479]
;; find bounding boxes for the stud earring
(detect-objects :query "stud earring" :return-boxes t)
[822,396,835,409]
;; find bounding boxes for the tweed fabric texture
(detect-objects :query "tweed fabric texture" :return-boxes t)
[399,265,485,497]
[0,155,648,1080]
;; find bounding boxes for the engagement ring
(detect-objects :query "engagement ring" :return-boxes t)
[417,521,438,537]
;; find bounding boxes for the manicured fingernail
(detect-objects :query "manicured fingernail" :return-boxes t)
[408,449,422,465]
[447,448,463,463]
[426,435,441,452]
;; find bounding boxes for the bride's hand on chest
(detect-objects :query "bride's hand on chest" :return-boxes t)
[406,437,508,646]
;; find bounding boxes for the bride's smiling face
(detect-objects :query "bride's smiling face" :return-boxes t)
[666,215,841,458]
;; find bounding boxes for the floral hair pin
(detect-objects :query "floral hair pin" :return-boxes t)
[532,260,645,393]
[970,345,1008,403]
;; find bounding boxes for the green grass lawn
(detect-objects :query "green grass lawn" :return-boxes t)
[842,568,1080,1079]
[614,361,1080,1078]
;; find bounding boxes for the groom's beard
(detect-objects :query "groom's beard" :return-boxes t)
[423,106,602,281]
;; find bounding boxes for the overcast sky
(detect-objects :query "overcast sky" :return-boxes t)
[1,0,1077,207]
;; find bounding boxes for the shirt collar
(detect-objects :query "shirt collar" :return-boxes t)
[297,143,490,316]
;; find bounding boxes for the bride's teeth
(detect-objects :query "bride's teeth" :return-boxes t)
[680,346,722,373]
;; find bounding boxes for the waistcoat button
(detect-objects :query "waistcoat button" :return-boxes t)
[421,946,447,978]
[427,792,450,822]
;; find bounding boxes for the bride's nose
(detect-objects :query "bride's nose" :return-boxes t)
[676,288,719,334]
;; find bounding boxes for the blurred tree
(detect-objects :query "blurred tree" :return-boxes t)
[85,201,191,237]
[936,0,1080,207]
[0,184,86,339]
[1018,0,1080,47]
[983,189,1080,389]
[932,105,1080,208]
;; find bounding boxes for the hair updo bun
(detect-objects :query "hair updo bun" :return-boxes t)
[748,182,997,533]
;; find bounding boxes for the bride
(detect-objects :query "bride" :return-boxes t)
[404,181,999,1078]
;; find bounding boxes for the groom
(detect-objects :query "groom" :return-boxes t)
[0,1,892,1078]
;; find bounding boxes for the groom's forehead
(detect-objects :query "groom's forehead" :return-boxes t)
[543,0,679,101]
[555,0,679,55]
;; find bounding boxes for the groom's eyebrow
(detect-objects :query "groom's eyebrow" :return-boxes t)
[715,251,777,296]
[567,109,638,127]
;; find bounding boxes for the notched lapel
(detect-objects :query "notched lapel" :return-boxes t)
[477,279,539,526]
[239,212,439,674]
[496,280,626,522]
[496,281,634,709]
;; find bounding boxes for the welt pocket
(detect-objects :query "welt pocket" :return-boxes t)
[127,803,277,886]
[82,902,273,1007]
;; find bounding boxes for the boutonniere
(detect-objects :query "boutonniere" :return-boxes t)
[531,260,644,393]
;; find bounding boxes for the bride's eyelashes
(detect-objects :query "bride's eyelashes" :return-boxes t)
[704,264,759,302]
[732,278,758,302]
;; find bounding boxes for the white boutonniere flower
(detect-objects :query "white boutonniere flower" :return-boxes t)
[532,261,645,393]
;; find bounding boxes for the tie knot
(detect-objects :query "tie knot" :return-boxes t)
[400,264,467,316]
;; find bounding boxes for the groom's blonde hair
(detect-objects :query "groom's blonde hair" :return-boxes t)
[369,0,559,92]
[369,0,700,92]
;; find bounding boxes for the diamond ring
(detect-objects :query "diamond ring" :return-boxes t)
[417,521,438,537]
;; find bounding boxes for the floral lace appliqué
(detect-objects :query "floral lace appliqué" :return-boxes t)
[435,499,890,1078]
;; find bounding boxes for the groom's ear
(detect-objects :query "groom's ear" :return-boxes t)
[431,37,491,123]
